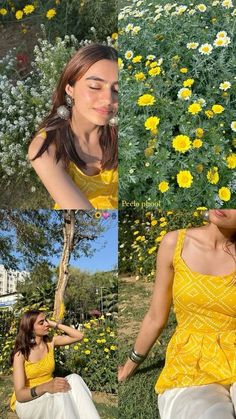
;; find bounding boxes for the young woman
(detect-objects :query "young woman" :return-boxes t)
[119,210,236,419]
[10,310,100,419]
[28,44,118,210]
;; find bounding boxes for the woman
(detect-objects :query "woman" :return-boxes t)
[10,310,100,419]
[119,209,236,419]
[28,44,118,210]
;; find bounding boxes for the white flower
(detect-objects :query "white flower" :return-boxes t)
[231,121,236,132]
[231,8,236,16]
[177,88,192,100]
[219,81,231,91]
[187,42,199,49]
[132,26,141,34]
[147,54,156,60]
[199,43,213,55]
[125,50,134,60]
[222,0,233,8]
[125,23,134,33]
[214,36,231,47]
[216,31,227,38]
[196,4,207,12]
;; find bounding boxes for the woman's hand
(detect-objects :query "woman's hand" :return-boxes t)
[43,377,71,394]
[46,319,58,329]
[118,360,138,383]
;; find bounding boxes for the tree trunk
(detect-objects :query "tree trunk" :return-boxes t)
[53,210,75,320]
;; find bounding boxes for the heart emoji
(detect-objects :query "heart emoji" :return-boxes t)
[102,212,110,220]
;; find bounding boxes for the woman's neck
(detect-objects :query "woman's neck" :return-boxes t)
[206,223,236,249]
[71,114,100,145]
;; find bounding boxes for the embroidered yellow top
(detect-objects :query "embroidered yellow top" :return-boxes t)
[54,161,118,210]
[10,343,55,411]
[155,229,236,393]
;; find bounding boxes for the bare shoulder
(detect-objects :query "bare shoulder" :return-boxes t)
[28,133,56,161]
[13,351,24,365]
[160,230,179,250]
[185,226,207,240]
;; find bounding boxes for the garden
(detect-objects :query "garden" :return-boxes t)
[119,0,236,209]
[0,0,117,208]
[0,210,118,418]
[118,209,208,418]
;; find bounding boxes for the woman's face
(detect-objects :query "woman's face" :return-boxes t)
[209,209,236,230]
[33,313,49,337]
[66,59,118,126]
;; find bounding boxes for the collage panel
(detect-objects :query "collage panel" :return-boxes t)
[118,208,236,418]
[0,209,118,419]
[0,1,118,210]
[119,0,236,209]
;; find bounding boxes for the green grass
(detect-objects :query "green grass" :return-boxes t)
[0,376,117,419]
[118,277,176,419]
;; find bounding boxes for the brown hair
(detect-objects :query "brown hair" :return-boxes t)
[31,43,118,170]
[10,310,50,364]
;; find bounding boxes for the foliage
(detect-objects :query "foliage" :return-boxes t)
[0,0,117,42]
[119,209,207,278]
[119,0,236,208]
[56,317,117,394]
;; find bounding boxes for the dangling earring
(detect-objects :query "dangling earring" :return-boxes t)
[56,94,74,120]
[109,115,118,127]
[203,210,209,222]
[30,332,36,344]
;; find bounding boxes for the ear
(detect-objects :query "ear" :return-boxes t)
[65,84,74,97]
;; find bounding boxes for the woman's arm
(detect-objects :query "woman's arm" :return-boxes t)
[118,230,178,381]
[28,135,93,209]
[47,320,84,346]
[13,352,70,402]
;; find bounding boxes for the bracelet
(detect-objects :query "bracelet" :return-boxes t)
[129,348,147,364]
[30,386,38,398]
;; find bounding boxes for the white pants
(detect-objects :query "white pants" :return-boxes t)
[15,373,100,419]
[158,383,236,419]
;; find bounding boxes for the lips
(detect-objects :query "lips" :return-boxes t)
[94,107,112,116]
[213,209,227,218]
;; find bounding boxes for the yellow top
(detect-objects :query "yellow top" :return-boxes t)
[10,343,55,411]
[155,229,236,394]
[54,162,118,210]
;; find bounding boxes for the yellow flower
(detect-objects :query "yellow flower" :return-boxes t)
[111,32,118,40]
[148,246,157,255]
[23,5,35,14]
[144,116,160,131]
[85,350,91,355]
[160,221,167,227]
[15,10,23,19]
[177,88,192,100]
[148,67,161,76]
[46,8,56,19]
[218,187,231,202]
[73,345,79,350]
[172,135,191,153]
[212,104,225,114]
[193,139,203,148]
[110,332,115,337]
[0,8,7,15]
[137,94,156,106]
[96,339,102,344]
[177,170,193,188]
[207,167,219,184]
[226,153,236,169]
[84,323,91,329]
[180,67,188,73]
[158,181,169,193]
[135,72,146,81]
[65,345,70,350]
[151,219,158,226]
[205,109,214,118]
[195,128,204,137]
[104,348,110,353]
[196,165,204,174]
[144,147,154,157]
[132,55,142,63]
[183,79,194,87]
[110,345,117,351]
[188,103,202,114]
[118,58,124,70]
[83,338,89,343]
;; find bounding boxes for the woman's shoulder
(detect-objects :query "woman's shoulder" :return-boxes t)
[13,350,24,364]
[28,129,52,160]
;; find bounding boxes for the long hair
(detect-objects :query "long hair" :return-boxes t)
[31,44,118,170]
[10,310,50,364]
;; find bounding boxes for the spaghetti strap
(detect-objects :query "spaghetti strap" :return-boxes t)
[173,229,186,266]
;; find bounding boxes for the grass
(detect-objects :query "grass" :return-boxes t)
[0,376,118,419]
[118,276,176,419]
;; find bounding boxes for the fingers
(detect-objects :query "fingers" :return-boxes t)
[53,377,71,392]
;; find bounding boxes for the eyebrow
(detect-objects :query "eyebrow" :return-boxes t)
[86,76,118,85]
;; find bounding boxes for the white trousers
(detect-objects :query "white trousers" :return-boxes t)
[15,373,100,419]
[158,383,236,419]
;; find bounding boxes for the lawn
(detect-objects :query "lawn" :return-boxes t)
[118,276,176,419]
[0,376,118,419]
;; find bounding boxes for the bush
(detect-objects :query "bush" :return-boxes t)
[119,0,236,208]
[119,209,207,278]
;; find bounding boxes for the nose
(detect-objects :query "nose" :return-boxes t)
[100,86,116,105]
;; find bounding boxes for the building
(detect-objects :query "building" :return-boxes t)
[0,265,29,295]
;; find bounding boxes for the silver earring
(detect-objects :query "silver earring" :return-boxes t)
[56,94,74,120]
[203,210,209,222]
[30,333,36,344]
[109,116,118,127]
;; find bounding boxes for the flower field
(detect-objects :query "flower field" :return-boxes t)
[119,0,236,208]
[119,209,207,278]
